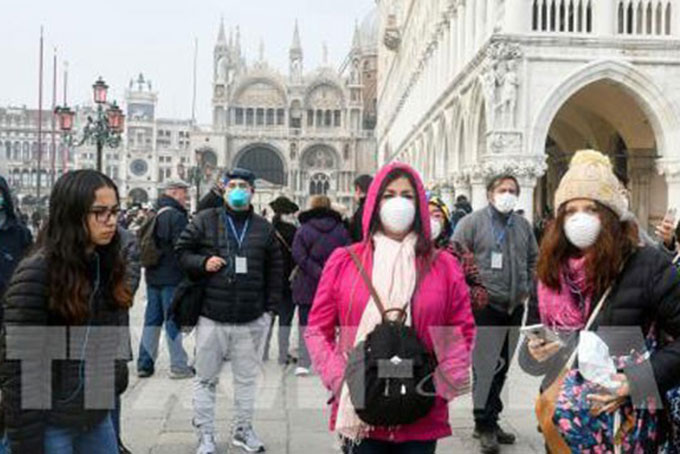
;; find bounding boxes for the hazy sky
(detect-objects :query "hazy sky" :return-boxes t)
[1,0,374,124]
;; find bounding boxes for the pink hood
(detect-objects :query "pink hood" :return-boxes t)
[361,161,432,243]
[304,163,476,443]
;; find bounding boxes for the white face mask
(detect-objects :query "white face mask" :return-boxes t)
[380,197,416,235]
[430,218,443,240]
[494,192,518,214]
[564,212,602,250]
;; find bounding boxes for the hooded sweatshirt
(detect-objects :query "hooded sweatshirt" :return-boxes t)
[304,162,476,442]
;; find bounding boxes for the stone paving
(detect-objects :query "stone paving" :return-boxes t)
[121,278,546,453]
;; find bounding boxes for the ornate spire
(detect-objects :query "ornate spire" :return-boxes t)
[291,19,302,52]
[352,20,361,51]
[235,26,241,57]
[322,41,329,66]
[217,16,227,46]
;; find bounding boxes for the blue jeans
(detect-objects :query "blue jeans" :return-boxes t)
[138,285,190,373]
[44,413,118,454]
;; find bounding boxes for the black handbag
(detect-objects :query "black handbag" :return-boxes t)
[343,247,439,427]
[171,211,221,333]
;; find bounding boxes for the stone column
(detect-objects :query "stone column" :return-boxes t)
[470,173,487,211]
[595,0,615,35]
[440,183,455,212]
[517,175,537,224]
[658,159,680,214]
[630,154,655,231]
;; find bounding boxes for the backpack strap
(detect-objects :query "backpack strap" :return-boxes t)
[348,247,389,320]
[347,247,440,323]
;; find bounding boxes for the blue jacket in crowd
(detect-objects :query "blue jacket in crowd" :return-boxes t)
[145,195,188,287]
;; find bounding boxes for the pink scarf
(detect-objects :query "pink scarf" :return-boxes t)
[537,257,593,331]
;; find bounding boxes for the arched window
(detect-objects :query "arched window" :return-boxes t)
[309,173,330,195]
[666,3,672,35]
[4,141,10,160]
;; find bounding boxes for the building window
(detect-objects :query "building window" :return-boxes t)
[334,110,342,127]
[266,108,274,125]
[256,108,264,126]
[235,108,244,125]
[325,110,332,127]
[277,108,285,125]
[316,110,323,127]
[246,108,254,126]
[307,110,314,126]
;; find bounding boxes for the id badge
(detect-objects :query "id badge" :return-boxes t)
[235,256,248,274]
[491,252,503,270]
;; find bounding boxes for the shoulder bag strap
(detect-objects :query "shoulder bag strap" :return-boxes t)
[348,247,388,319]
[273,229,292,253]
[562,284,615,370]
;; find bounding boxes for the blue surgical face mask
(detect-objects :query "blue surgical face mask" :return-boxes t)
[227,188,251,209]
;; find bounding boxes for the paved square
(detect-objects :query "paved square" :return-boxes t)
[123,278,545,453]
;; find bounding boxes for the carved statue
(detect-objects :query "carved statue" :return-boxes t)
[499,59,519,128]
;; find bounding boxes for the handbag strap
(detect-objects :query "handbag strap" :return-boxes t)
[563,284,615,370]
[273,229,292,253]
[347,246,438,322]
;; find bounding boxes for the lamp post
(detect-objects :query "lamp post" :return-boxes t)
[54,77,125,172]
[179,147,214,209]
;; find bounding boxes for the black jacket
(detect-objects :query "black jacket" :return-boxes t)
[0,251,127,454]
[272,216,297,298]
[0,176,32,301]
[519,246,680,404]
[145,195,189,287]
[349,197,367,243]
[175,206,284,324]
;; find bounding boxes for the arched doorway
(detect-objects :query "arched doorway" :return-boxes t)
[536,79,663,231]
[235,144,286,186]
[128,188,149,205]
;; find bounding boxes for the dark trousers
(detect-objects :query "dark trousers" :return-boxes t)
[342,439,437,454]
[472,304,524,430]
[275,293,296,363]
[297,304,312,368]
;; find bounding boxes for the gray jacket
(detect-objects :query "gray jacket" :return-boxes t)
[453,205,538,313]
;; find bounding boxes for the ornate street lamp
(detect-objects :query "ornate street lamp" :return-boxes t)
[54,77,124,172]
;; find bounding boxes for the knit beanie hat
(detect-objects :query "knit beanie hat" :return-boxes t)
[554,149,627,219]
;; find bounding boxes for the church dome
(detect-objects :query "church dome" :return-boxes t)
[359,8,379,53]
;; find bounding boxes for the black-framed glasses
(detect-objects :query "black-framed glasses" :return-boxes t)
[89,206,120,224]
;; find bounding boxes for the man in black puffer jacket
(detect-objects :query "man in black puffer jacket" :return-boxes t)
[175,168,283,454]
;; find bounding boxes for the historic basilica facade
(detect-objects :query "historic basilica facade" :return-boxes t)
[377,0,680,230]
[191,14,379,213]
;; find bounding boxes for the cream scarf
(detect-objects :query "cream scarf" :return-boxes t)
[336,232,419,441]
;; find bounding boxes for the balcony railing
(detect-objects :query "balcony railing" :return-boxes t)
[532,0,594,34]
[616,0,672,36]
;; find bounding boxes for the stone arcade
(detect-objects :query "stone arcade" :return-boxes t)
[377,0,680,230]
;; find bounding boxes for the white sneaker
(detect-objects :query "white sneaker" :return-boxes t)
[294,366,310,376]
[232,425,265,452]
[196,432,217,454]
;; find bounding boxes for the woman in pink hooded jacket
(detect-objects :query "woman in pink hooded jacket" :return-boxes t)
[305,163,476,454]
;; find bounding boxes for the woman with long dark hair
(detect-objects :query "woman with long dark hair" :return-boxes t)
[520,150,680,453]
[305,163,476,454]
[0,170,132,454]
